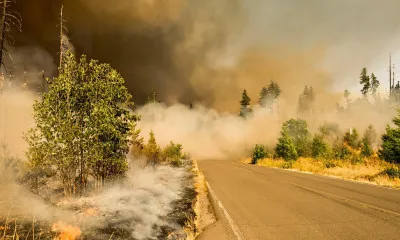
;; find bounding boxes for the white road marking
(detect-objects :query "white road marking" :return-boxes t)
[206,181,245,240]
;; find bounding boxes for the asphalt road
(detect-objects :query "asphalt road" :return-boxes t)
[197,160,400,240]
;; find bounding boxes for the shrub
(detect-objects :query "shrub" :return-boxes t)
[282,118,311,157]
[311,135,329,158]
[343,128,360,149]
[381,167,400,179]
[361,137,373,157]
[332,140,351,160]
[379,112,400,164]
[251,144,268,164]
[275,130,298,161]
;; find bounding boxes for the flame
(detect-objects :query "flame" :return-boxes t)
[52,221,81,240]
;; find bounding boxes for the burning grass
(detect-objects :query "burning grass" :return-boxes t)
[243,157,400,188]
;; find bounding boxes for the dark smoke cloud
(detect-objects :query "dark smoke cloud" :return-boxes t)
[10,0,400,110]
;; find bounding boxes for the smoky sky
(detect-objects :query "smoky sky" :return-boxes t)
[10,0,400,109]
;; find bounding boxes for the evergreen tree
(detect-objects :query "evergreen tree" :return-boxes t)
[360,68,370,97]
[25,52,138,194]
[240,89,252,118]
[311,135,329,158]
[146,90,159,104]
[298,86,315,115]
[343,128,360,149]
[282,118,311,157]
[258,81,282,109]
[361,137,373,157]
[379,110,400,164]
[363,125,377,147]
[370,73,380,95]
[392,81,400,103]
[144,131,161,167]
[275,130,298,161]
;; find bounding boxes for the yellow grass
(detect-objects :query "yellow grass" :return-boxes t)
[243,157,400,188]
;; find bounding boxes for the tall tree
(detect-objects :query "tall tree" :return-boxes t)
[240,89,252,118]
[0,0,21,70]
[25,52,138,195]
[146,90,159,104]
[360,68,370,97]
[258,81,281,109]
[370,73,380,95]
[298,86,315,115]
[344,89,350,104]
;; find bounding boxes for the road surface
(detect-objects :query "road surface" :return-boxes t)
[197,160,400,240]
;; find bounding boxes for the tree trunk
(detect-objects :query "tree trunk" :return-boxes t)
[0,0,7,69]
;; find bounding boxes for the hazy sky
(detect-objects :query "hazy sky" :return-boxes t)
[238,0,400,94]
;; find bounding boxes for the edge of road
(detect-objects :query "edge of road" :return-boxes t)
[195,160,245,240]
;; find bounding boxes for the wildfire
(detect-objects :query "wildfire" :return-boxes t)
[52,221,81,240]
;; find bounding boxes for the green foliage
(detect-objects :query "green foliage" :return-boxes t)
[363,124,377,147]
[361,137,373,157]
[381,166,400,179]
[258,81,281,108]
[343,128,360,149]
[163,141,184,167]
[144,131,162,167]
[332,139,351,160]
[240,89,252,118]
[311,135,329,158]
[379,110,400,164]
[130,124,144,158]
[24,52,137,194]
[298,86,315,115]
[146,90,159,104]
[251,144,269,164]
[282,118,311,157]
[275,130,298,161]
[240,89,251,107]
[360,68,370,96]
[370,73,380,95]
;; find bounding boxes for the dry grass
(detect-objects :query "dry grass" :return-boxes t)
[244,157,400,189]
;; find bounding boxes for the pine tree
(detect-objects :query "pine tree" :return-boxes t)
[146,90,159,104]
[275,130,298,161]
[311,135,329,158]
[258,81,281,109]
[344,128,360,149]
[370,73,380,95]
[360,68,370,97]
[379,110,400,164]
[240,89,252,118]
[298,86,315,115]
[344,89,351,104]
[144,130,161,167]
[363,125,377,147]
[361,137,373,157]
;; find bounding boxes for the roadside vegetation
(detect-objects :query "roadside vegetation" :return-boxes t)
[243,69,400,188]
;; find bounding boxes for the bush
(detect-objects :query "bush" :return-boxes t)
[163,142,183,161]
[379,113,400,164]
[311,135,329,158]
[251,144,268,164]
[381,167,400,179]
[361,137,373,157]
[343,128,360,149]
[332,140,351,160]
[282,118,311,157]
[275,130,298,161]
